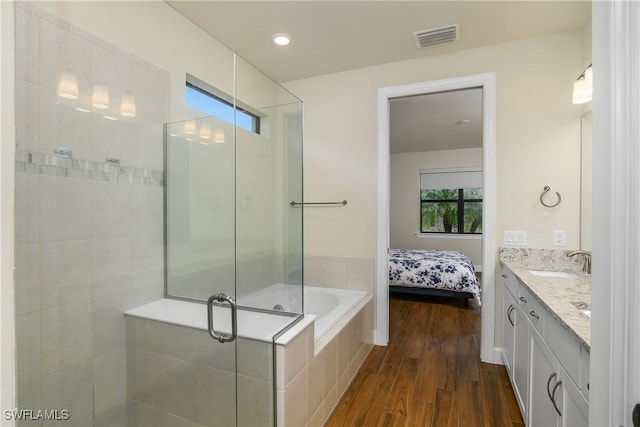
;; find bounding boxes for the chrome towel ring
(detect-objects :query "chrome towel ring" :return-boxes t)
[540,186,561,208]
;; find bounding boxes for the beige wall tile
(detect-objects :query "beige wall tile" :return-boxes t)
[40,176,92,242]
[324,259,347,288]
[41,301,92,375]
[306,354,324,419]
[16,313,41,385]
[93,347,127,415]
[283,326,308,386]
[322,335,338,395]
[40,240,91,309]
[15,173,40,244]
[15,243,41,314]
[196,366,236,426]
[284,367,307,427]
[346,258,373,293]
[238,376,272,426]
[41,361,93,426]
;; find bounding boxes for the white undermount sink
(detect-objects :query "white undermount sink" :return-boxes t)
[528,269,579,279]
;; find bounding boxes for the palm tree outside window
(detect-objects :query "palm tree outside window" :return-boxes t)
[419,167,483,234]
[420,188,482,233]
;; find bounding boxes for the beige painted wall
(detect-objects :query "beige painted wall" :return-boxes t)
[284,29,584,260]
[390,148,483,266]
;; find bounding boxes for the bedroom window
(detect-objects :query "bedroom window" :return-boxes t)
[185,74,261,134]
[419,168,483,234]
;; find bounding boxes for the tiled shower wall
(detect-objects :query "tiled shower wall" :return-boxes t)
[14,4,168,425]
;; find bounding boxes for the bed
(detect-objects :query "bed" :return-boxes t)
[388,249,481,306]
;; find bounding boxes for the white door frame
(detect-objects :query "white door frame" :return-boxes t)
[0,0,17,420]
[590,1,640,425]
[376,72,497,363]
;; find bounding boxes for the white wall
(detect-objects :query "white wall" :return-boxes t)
[390,148,483,266]
[284,29,584,260]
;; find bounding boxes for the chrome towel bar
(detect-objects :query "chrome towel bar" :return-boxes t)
[289,200,347,207]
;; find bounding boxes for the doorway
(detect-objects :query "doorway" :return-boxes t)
[376,73,497,363]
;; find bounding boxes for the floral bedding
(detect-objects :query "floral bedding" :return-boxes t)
[388,249,481,305]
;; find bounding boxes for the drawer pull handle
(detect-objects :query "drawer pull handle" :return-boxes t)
[501,274,508,278]
[519,296,528,304]
[551,380,563,416]
[546,372,557,400]
[529,310,540,320]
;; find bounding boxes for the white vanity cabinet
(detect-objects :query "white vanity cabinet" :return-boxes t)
[530,328,561,427]
[500,265,590,426]
[501,285,516,375]
[530,329,589,427]
[501,284,529,419]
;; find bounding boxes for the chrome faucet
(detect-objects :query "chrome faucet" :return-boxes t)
[566,250,591,274]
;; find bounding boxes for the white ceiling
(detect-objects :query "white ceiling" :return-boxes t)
[168,1,591,83]
[168,1,590,153]
[390,88,483,153]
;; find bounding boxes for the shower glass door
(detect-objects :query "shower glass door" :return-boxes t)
[165,114,240,426]
[165,56,304,426]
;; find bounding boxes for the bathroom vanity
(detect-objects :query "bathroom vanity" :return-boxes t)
[500,248,591,426]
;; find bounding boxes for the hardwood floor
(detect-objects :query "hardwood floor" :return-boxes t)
[325,295,524,427]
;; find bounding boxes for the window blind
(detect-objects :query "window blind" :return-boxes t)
[419,167,483,190]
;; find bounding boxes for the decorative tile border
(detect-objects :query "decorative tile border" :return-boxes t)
[16,150,164,186]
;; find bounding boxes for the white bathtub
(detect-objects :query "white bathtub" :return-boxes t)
[125,284,367,344]
[237,284,367,341]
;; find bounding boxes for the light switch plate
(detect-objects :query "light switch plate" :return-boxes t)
[504,231,527,246]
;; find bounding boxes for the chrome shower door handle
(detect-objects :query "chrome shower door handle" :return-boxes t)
[207,293,237,343]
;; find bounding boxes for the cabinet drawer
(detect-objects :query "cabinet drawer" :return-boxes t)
[546,314,581,386]
[518,286,545,334]
[501,267,519,297]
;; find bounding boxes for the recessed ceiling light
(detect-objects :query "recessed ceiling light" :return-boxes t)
[273,33,291,46]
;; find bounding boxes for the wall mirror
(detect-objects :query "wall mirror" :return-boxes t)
[580,110,592,250]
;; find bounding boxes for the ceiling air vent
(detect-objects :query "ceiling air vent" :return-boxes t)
[413,24,459,49]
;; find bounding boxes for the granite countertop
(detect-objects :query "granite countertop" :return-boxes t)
[499,248,591,351]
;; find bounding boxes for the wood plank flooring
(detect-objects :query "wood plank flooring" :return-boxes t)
[325,295,525,427]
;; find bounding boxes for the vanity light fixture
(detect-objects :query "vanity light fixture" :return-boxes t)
[58,72,79,100]
[572,64,593,104]
[92,84,110,109]
[272,33,291,46]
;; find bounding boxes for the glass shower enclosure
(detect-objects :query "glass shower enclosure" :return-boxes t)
[163,58,304,426]
[12,2,303,426]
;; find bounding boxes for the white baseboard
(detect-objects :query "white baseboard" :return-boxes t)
[481,347,504,365]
